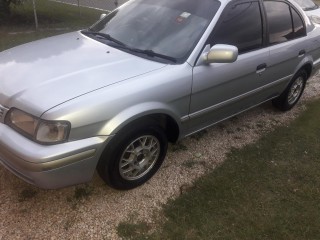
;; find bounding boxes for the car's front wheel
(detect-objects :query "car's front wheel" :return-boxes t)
[272,70,307,111]
[97,121,168,190]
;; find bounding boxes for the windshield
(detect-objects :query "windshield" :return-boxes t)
[293,0,318,10]
[87,0,221,63]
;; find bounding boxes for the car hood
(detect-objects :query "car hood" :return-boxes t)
[0,31,166,116]
[305,7,320,17]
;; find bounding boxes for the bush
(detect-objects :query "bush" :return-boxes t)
[0,0,26,20]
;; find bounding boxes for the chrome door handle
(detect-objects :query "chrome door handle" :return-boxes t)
[256,63,267,74]
[298,50,306,57]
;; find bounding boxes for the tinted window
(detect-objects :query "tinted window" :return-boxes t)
[292,8,305,38]
[210,1,263,54]
[265,1,305,44]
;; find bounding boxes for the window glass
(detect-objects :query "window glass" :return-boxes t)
[265,1,292,44]
[89,0,221,63]
[210,1,263,54]
[264,1,305,44]
[291,7,305,38]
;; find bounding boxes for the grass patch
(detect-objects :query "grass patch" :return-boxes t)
[118,98,320,239]
[118,222,151,239]
[66,185,94,210]
[182,159,198,168]
[0,0,104,51]
[169,142,188,152]
[73,185,94,201]
[18,188,38,202]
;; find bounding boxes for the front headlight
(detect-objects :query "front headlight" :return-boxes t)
[5,108,70,144]
[36,121,70,143]
[6,108,38,136]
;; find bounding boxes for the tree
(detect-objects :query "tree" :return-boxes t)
[0,0,25,19]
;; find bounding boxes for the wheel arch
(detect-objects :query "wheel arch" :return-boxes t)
[302,62,313,80]
[98,103,182,143]
[293,58,313,81]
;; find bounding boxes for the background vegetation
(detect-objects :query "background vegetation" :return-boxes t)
[0,0,104,51]
[0,0,25,20]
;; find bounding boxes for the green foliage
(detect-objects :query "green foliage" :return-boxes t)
[0,0,103,51]
[0,0,11,19]
[0,0,25,20]
[118,222,150,240]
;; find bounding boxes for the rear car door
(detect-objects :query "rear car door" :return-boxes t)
[262,0,308,95]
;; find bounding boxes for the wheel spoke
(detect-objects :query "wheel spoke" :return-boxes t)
[122,166,135,174]
[139,137,148,147]
[288,77,303,105]
[125,143,136,154]
[120,158,133,168]
[150,148,159,157]
[119,135,161,181]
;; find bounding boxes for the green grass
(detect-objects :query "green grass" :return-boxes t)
[18,188,38,202]
[0,0,104,51]
[118,98,320,240]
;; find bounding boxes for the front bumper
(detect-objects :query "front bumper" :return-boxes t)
[0,123,110,189]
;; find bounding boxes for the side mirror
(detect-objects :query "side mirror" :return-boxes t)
[203,44,238,64]
[100,13,107,20]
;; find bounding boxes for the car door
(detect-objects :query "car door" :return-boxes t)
[262,0,308,95]
[188,0,270,133]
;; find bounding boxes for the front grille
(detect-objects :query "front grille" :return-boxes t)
[0,105,8,123]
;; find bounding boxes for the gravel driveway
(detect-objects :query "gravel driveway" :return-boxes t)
[1,75,319,239]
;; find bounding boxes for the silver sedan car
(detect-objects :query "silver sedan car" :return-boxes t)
[1,0,320,190]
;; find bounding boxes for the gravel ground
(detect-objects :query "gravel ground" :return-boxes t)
[1,74,319,240]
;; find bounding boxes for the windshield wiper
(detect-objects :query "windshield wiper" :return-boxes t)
[134,49,177,63]
[116,45,177,63]
[81,31,126,46]
[82,31,176,63]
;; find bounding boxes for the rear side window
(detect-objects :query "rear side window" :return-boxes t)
[264,1,306,44]
[292,7,305,38]
[209,1,263,54]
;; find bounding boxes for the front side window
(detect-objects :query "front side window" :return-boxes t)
[86,0,221,63]
[209,1,263,54]
[264,1,306,45]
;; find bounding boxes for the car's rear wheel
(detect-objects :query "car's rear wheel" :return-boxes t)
[97,121,168,190]
[272,70,307,111]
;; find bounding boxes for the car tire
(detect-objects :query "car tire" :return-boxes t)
[272,70,307,111]
[97,121,168,190]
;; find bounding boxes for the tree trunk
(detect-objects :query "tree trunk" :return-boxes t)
[32,0,38,29]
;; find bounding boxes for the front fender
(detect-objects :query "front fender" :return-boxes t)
[97,102,183,136]
[41,63,192,141]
